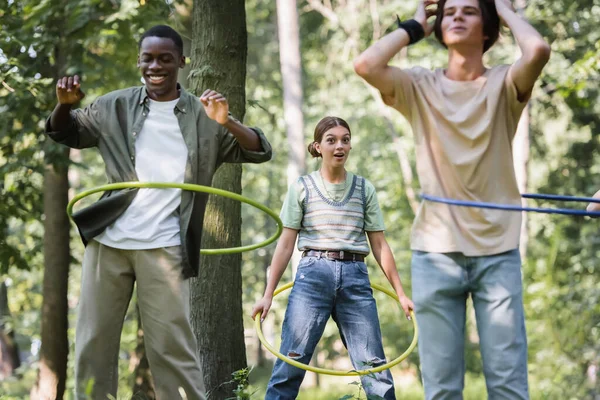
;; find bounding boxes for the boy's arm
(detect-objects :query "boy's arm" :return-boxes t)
[353,0,436,101]
[497,0,551,101]
[587,190,600,213]
[200,89,262,151]
[47,75,99,149]
[220,117,263,151]
[50,75,86,132]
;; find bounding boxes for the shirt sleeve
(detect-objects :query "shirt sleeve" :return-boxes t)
[503,65,529,126]
[382,67,421,120]
[279,178,306,230]
[217,115,273,164]
[45,98,104,149]
[363,179,386,232]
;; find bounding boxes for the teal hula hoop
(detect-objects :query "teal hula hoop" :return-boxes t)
[66,182,283,255]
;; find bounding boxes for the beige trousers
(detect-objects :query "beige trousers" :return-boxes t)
[75,240,206,400]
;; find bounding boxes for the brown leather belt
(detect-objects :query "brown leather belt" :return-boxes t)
[302,249,365,262]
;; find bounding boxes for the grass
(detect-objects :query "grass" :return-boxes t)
[248,361,490,400]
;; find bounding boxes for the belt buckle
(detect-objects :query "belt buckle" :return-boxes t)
[340,250,344,260]
[324,250,329,259]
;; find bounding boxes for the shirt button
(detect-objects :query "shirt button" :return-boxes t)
[132,132,137,136]
[130,156,134,161]
[143,113,147,116]
[182,108,186,112]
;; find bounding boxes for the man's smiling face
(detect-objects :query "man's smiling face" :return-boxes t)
[138,36,185,101]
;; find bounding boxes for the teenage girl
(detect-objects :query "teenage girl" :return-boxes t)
[252,116,413,399]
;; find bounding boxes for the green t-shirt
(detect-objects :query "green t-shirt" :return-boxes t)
[280,171,385,231]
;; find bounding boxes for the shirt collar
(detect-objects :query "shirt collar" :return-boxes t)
[138,83,189,114]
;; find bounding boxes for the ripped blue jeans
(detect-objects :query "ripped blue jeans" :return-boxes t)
[265,256,396,399]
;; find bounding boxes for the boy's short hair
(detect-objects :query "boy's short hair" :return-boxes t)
[139,25,184,56]
[434,0,500,53]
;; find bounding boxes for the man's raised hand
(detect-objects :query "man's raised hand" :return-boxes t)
[56,75,85,105]
[200,89,229,125]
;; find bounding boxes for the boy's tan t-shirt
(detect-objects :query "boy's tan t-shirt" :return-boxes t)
[385,65,527,256]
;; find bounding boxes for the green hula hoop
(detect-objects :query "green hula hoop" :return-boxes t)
[254,281,418,376]
[66,182,283,255]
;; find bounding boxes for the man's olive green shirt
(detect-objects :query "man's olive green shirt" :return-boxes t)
[46,86,272,278]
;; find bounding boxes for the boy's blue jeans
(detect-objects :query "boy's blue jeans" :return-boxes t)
[265,256,396,399]
[411,249,529,400]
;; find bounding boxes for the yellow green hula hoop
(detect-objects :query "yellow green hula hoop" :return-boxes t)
[254,281,418,376]
[66,181,283,255]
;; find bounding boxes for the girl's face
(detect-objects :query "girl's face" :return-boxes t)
[314,125,351,168]
[441,0,486,49]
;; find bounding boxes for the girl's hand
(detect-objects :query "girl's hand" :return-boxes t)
[251,296,273,322]
[398,295,415,320]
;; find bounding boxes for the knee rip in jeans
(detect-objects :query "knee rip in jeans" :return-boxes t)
[287,351,303,360]
[362,357,386,368]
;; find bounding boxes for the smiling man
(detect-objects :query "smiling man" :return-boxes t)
[354,0,550,398]
[45,25,272,400]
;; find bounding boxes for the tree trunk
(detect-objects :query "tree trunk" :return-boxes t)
[0,281,21,380]
[188,1,248,398]
[175,0,193,89]
[276,0,305,272]
[31,145,70,400]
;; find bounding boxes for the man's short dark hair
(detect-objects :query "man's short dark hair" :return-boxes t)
[139,25,184,56]
[434,0,500,53]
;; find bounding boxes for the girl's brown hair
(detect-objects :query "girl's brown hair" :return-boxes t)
[433,0,500,53]
[307,116,352,158]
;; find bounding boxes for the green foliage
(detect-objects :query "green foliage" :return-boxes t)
[242,0,600,397]
[223,367,259,400]
[0,0,176,273]
[1,0,174,397]
[2,0,600,397]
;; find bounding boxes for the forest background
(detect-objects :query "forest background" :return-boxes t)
[1,0,600,399]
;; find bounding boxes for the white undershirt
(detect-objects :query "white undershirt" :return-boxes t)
[95,97,188,249]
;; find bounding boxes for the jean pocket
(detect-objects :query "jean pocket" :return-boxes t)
[297,256,317,270]
[356,261,369,275]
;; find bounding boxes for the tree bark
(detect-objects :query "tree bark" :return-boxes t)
[0,282,21,380]
[175,0,193,89]
[277,0,306,191]
[276,0,305,272]
[188,1,248,398]
[31,145,70,400]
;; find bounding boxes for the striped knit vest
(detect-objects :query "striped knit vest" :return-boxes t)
[297,173,370,255]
